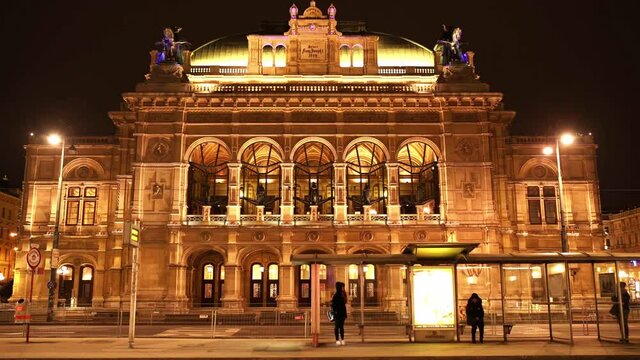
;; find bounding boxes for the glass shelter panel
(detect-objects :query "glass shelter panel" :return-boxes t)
[457,264,504,341]
[501,264,551,340]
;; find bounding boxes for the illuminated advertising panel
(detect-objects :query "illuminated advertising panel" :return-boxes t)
[412,266,455,328]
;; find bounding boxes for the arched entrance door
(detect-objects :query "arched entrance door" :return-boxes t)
[190,250,225,307]
[57,265,74,307]
[249,262,279,307]
[298,264,328,307]
[78,265,94,307]
[348,263,378,306]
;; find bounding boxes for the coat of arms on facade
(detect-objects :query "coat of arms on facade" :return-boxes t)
[414,231,427,242]
[307,231,320,242]
[360,231,374,242]
[149,139,171,161]
[253,231,266,242]
[454,138,478,160]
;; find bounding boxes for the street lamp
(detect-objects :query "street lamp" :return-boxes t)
[543,132,576,253]
[45,133,74,322]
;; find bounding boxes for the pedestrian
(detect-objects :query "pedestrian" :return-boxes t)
[611,282,631,343]
[465,293,484,343]
[331,281,348,346]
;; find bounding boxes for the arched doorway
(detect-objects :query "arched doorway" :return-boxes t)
[187,142,231,215]
[240,142,282,215]
[57,264,74,307]
[297,264,329,307]
[348,263,377,306]
[78,265,94,307]
[397,141,439,214]
[249,263,279,307]
[345,141,387,214]
[189,250,225,307]
[292,142,335,215]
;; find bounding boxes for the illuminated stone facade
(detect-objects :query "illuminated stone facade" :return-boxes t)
[605,208,640,252]
[14,2,604,311]
[0,188,20,284]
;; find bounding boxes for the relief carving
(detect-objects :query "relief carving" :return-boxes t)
[147,138,172,161]
[454,138,479,161]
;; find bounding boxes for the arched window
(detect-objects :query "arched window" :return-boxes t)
[78,265,94,307]
[241,142,282,215]
[262,45,274,67]
[345,142,387,214]
[275,45,287,67]
[57,265,74,307]
[202,263,215,305]
[339,45,351,67]
[293,142,335,215]
[397,142,439,214]
[188,142,230,215]
[267,263,279,305]
[348,262,378,306]
[352,45,364,67]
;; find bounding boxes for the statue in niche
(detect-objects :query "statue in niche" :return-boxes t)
[242,184,280,211]
[155,26,191,65]
[435,25,468,66]
[350,183,385,207]
[295,181,333,208]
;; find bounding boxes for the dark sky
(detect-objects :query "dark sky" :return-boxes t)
[1,1,638,212]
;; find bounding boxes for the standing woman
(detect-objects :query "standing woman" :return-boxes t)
[332,281,348,345]
[466,293,485,343]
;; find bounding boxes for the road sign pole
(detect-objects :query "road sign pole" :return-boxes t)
[128,245,139,348]
[26,269,34,343]
[25,247,41,343]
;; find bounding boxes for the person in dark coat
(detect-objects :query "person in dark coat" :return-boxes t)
[612,282,631,343]
[331,281,348,345]
[466,293,484,343]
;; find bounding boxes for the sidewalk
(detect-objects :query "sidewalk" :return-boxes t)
[1,338,640,360]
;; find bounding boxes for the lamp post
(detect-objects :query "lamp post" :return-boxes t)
[543,133,575,253]
[46,133,66,322]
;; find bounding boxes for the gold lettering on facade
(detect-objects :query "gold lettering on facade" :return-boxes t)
[300,42,326,60]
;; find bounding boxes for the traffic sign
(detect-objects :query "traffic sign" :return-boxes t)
[124,222,141,247]
[26,248,41,269]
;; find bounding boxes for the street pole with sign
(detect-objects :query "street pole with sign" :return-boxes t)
[124,221,140,348]
[26,246,41,343]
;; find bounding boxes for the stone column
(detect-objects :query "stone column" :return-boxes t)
[226,163,242,225]
[166,228,188,308]
[222,233,243,309]
[333,163,348,224]
[385,162,400,224]
[277,233,297,310]
[280,163,295,225]
[383,265,406,312]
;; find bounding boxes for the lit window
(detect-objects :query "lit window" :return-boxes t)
[339,45,351,67]
[68,187,81,197]
[364,264,375,280]
[84,187,97,197]
[203,264,214,280]
[348,264,359,280]
[219,265,225,280]
[268,264,279,280]
[252,264,263,280]
[275,45,286,67]
[352,45,364,67]
[319,264,327,280]
[262,45,274,67]
[300,264,310,280]
[81,266,93,281]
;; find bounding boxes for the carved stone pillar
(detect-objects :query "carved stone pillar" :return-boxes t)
[222,235,243,310]
[333,163,347,224]
[363,205,372,222]
[166,229,187,307]
[256,205,265,222]
[310,205,318,222]
[202,206,211,224]
[280,163,295,225]
[383,265,406,312]
[385,163,400,224]
[226,163,242,225]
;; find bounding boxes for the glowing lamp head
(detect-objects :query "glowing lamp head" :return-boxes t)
[9,232,17,238]
[0,272,4,281]
[13,246,18,251]
[423,206,432,214]
[542,146,554,156]
[560,133,575,146]
[368,208,377,215]
[47,134,62,146]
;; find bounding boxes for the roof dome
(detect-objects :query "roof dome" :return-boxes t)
[373,32,434,67]
[189,32,433,68]
[190,34,249,67]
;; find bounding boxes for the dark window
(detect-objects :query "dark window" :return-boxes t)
[528,200,542,225]
[544,200,558,224]
[66,201,80,225]
[526,186,540,197]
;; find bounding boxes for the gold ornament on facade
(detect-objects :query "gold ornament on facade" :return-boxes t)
[253,231,266,242]
[414,231,427,242]
[201,231,212,242]
[148,138,171,161]
[360,231,374,242]
[306,231,320,242]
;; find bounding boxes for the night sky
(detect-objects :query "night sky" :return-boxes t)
[1,1,638,212]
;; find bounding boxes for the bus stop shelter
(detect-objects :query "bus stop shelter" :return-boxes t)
[292,244,640,346]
